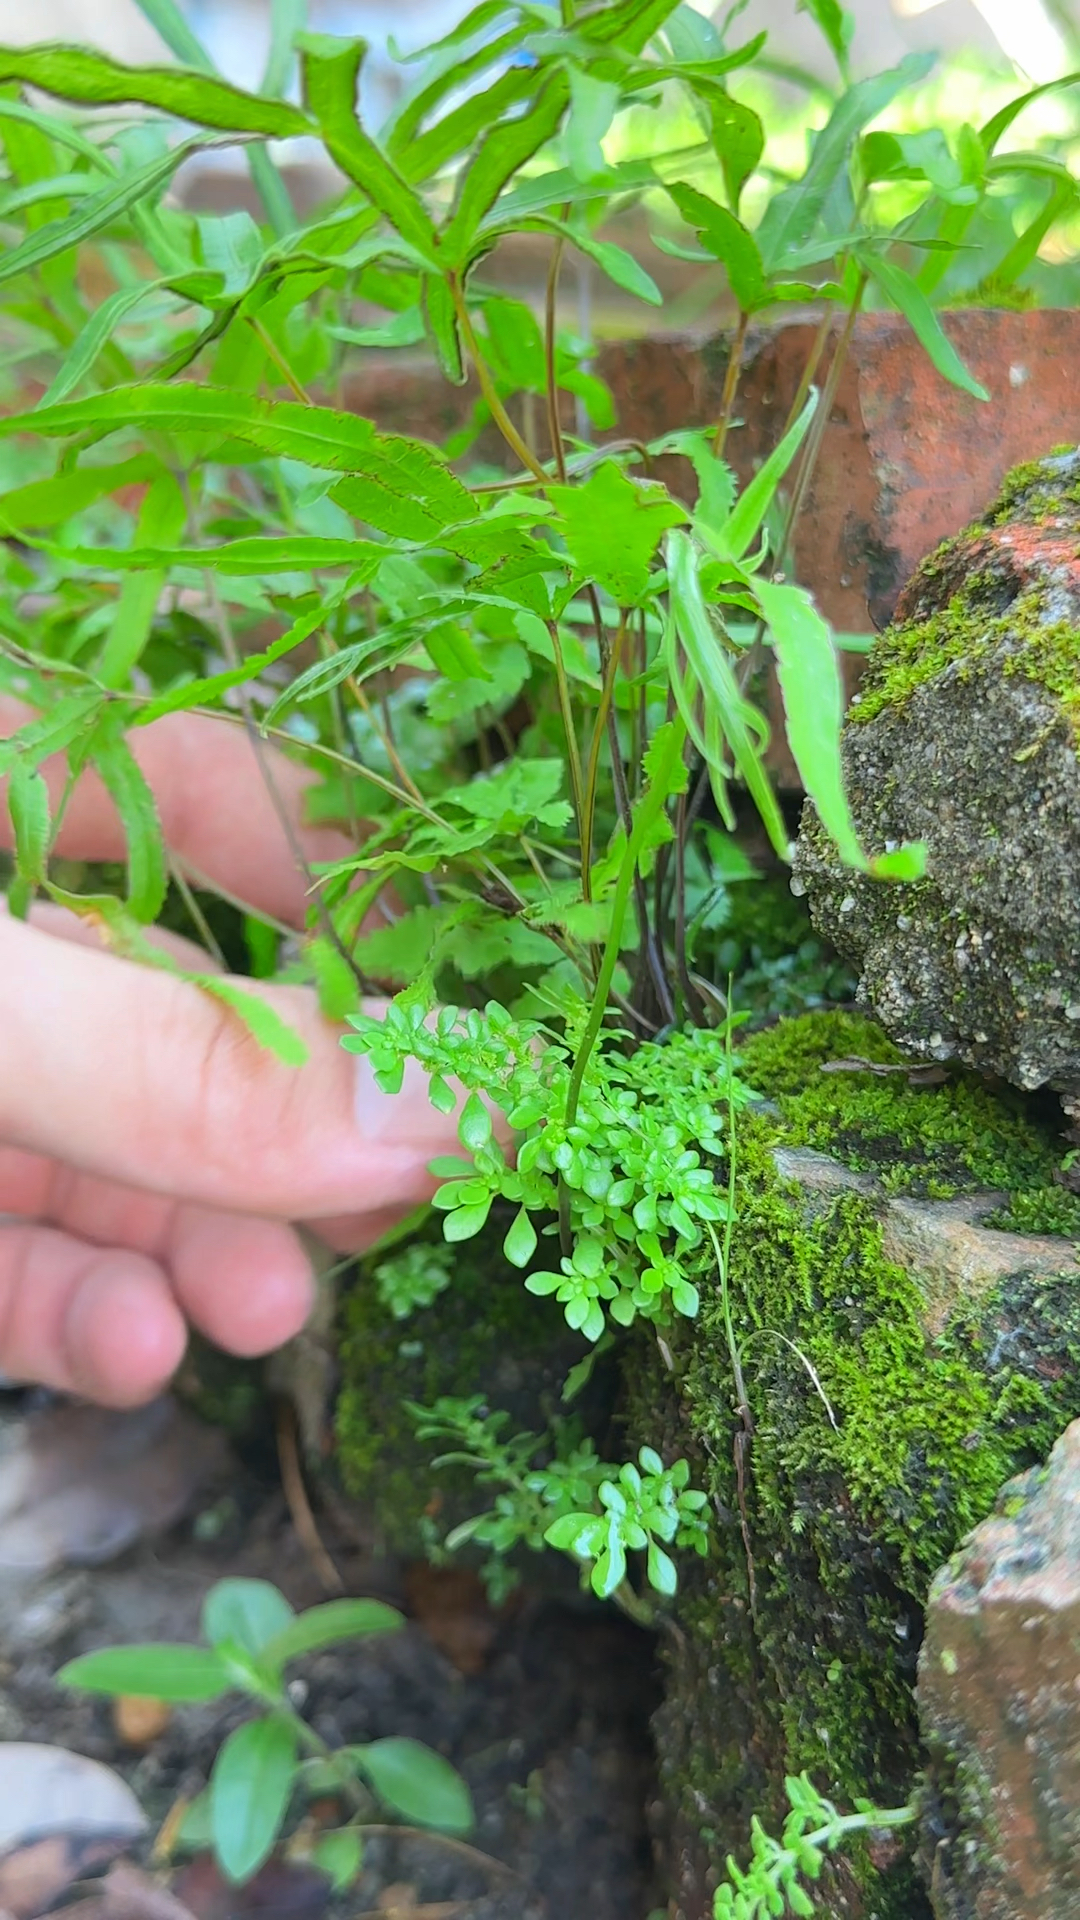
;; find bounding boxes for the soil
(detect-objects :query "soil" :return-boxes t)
[0,1401,663,1920]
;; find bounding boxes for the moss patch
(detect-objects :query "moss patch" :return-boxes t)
[847,448,1080,730]
[628,1010,1080,1919]
[851,590,1080,731]
[334,1215,582,1555]
[738,1010,1068,1199]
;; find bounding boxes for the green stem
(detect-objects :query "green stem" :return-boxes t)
[579,612,627,889]
[547,619,588,893]
[565,715,686,1128]
[449,275,548,485]
[713,309,749,458]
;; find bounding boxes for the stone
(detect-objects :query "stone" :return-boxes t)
[623,1009,1080,1920]
[795,448,1080,1099]
[917,1417,1080,1920]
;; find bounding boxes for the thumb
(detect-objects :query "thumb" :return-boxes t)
[0,915,458,1224]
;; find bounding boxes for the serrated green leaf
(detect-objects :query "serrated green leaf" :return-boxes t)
[709,96,764,213]
[0,43,309,135]
[353,1738,474,1833]
[0,456,159,533]
[756,54,934,273]
[260,1599,404,1666]
[421,272,465,385]
[211,1716,297,1883]
[96,468,186,688]
[308,936,361,1021]
[202,1579,296,1657]
[299,34,437,260]
[6,762,50,889]
[194,978,309,1067]
[549,460,685,604]
[861,253,989,401]
[0,385,474,542]
[0,134,210,288]
[90,723,168,921]
[445,69,569,266]
[58,1644,231,1701]
[667,183,766,310]
[0,690,105,776]
[66,534,383,577]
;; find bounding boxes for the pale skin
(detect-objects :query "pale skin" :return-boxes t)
[0,700,468,1407]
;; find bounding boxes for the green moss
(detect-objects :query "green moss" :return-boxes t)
[334,1216,579,1554]
[851,589,1080,731]
[845,447,1080,730]
[627,1010,1080,1919]
[983,1185,1080,1237]
[738,1010,1064,1199]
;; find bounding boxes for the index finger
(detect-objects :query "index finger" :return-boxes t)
[0,699,358,928]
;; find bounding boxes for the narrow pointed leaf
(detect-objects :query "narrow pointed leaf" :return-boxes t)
[862,253,989,401]
[299,35,437,259]
[58,1645,231,1701]
[0,136,210,288]
[719,389,817,562]
[753,578,865,869]
[91,725,169,921]
[261,1599,404,1665]
[0,43,310,136]
[7,763,50,887]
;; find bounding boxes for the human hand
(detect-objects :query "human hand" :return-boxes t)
[0,703,459,1407]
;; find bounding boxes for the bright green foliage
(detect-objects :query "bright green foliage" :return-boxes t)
[409,1396,708,1609]
[712,1774,915,1920]
[0,0,1075,1617]
[345,1004,754,1341]
[57,1577,471,1886]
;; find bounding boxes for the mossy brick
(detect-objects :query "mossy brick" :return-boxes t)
[627,1011,1080,1920]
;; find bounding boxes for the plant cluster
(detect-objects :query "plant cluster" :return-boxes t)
[1,0,1073,1906]
[60,1577,473,1890]
[712,1773,916,1920]
[410,1394,708,1610]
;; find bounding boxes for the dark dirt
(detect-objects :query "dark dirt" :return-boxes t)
[0,1424,662,1920]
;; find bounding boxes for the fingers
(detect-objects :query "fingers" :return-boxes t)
[0,701,357,928]
[2,896,222,973]
[0,913,460,1224]
[0,1224,188,1406]
[0,1148,314,1369]
[163,1206,314,1355]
